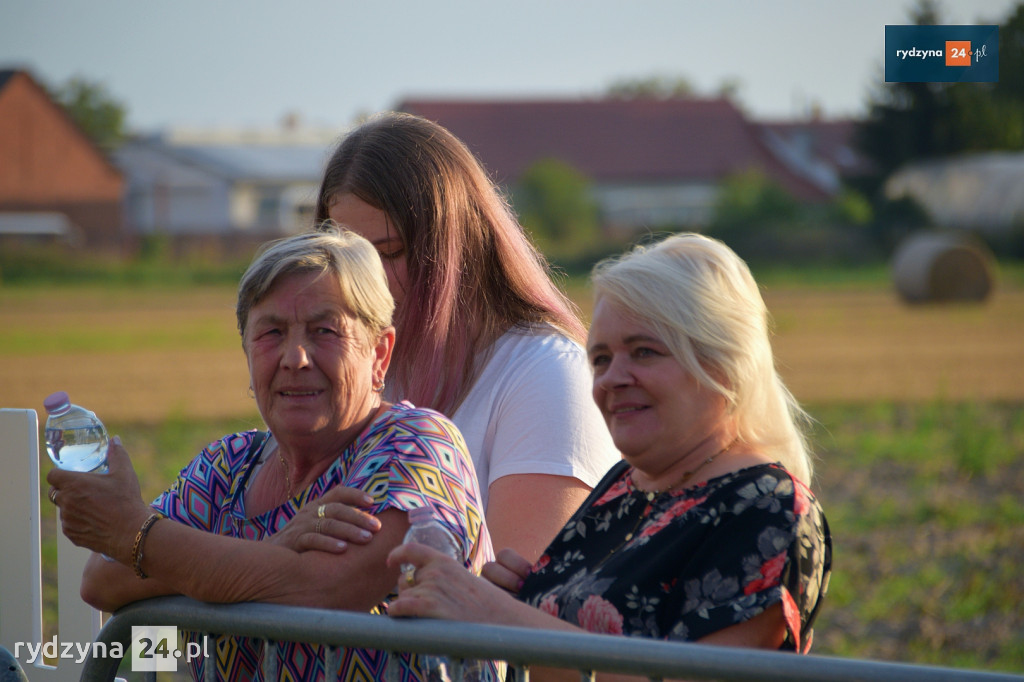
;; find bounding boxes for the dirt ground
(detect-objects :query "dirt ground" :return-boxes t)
[2,284,1023,421]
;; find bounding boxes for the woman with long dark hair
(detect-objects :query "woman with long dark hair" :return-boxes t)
[294,112,619,561]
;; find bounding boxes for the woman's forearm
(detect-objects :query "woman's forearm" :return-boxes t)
[134,509,408,609]
[139,520,309,604]
[80,552,177,612]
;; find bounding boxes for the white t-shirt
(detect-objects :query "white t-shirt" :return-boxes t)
[451,324,621,509]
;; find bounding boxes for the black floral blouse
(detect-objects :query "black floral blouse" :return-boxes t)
[517,460,832,652]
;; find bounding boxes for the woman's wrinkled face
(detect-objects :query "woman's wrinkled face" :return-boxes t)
[587,297,728,479]
[328,193,409,305]
[243,270,391,445]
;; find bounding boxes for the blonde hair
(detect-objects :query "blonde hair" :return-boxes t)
[591,233,813,483]
[236,224,394,345]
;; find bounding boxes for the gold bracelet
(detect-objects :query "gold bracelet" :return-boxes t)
[131,513,163,579]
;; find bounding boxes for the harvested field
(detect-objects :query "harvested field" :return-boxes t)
[3,283,1022,420]
[766,287,1024,403]
[1,287,250,422]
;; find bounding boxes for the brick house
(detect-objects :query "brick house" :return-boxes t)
[400,97,864,232]
[0,68,123,246]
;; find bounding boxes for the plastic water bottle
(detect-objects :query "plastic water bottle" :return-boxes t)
[401,506,462,566]
[399,507,490,682]
[43,391,109,473]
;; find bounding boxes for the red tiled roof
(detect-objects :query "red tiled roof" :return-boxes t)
[399,97,832,201]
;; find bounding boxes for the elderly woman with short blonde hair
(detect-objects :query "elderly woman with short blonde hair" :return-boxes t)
[48,226,497,682]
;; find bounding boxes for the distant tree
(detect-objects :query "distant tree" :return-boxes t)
[513,159,602,260]
[714,77,743,101]
[606,75,695,99]
[51,76,127,151]
[606,74,747,107]
[709,169,799,232]
[828,188,874,226]
[993,2,1024,102]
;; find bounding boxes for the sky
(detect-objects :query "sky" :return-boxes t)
[1,0,1020,134]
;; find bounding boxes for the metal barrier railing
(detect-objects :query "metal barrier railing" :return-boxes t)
[81,597,1024,682]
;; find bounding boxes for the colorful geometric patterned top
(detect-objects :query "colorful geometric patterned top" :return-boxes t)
[150,401,495,682]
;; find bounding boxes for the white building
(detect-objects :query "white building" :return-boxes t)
[115,124,340,236]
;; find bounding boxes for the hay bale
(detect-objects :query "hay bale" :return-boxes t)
[891,232,995,303]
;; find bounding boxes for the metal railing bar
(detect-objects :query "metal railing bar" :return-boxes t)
[203,634,217,682]
[80,597,1024,682]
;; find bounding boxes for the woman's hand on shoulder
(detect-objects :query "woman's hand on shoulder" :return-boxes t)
[269,486,382,554]
[386,542,515,623]
[387,543,588,636]
[482,548,533,595]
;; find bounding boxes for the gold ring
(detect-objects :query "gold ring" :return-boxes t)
[315,518,324,535]
[317,504,327,519]
[48,488,58,504]
[404,566,416,586]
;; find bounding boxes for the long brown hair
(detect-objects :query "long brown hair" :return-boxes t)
[316,112,585,414]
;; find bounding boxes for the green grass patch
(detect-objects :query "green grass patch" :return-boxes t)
[0,320,236,355]
[0,249,249,288]
[810,400,1024,478]
[808,400,1024,673]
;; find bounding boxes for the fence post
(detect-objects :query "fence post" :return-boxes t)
[0,408,103,681]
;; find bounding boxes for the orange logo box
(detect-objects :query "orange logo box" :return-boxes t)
[946,41,972,66]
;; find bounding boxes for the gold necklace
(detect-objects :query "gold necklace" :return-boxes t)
[270,405,386,503]
[618,437,738,546]
[633,437,739,503]
[592,438,739,571]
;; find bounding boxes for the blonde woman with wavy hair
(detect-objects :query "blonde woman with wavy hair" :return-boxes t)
[50,226,499,681]
[589,232,813,484]
[388,233,831,668]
